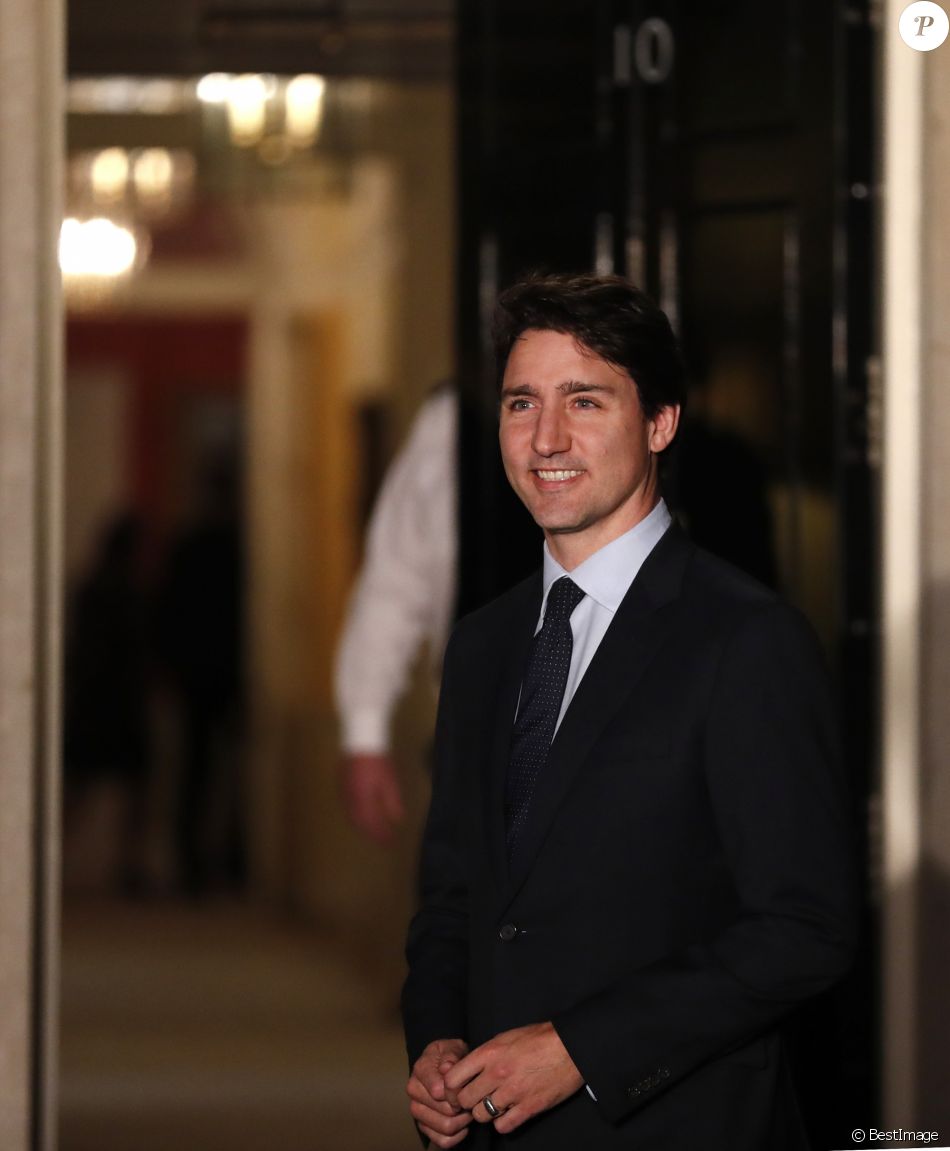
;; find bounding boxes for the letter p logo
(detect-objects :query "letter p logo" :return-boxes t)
[900,2,949,49]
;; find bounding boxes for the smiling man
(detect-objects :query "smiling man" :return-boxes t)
[401,273,856,1150]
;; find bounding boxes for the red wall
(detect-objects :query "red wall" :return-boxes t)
[67,315,248,544]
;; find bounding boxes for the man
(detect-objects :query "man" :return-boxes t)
[401,273,856,1149]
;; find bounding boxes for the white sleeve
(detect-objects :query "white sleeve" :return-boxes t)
[334,389,458,755]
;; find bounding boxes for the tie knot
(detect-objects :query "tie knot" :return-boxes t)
[544,577,585,625]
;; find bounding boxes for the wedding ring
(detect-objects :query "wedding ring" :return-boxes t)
[483,1095,501,1119]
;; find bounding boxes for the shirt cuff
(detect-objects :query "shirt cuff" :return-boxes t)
[340,708,391,755]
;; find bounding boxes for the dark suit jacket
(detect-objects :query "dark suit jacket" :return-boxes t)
[402,524,857,1150]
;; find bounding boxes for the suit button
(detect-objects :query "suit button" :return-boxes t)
[498,923,518,942]
[626,1086,641,1098]
[659,1067,670,1079]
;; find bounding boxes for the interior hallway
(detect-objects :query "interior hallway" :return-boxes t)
[59,900,419,1151]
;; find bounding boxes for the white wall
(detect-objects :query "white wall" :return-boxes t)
[918,35,950,1134]
[0,0,62,1145]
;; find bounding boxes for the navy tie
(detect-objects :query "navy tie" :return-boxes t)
[505,576,586,855]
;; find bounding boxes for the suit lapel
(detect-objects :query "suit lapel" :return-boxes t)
[502,524,693,905]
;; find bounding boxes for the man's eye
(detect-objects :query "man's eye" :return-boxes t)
[574,397,598,409]
[510,399,533,410]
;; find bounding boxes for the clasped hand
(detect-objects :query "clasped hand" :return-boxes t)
[406,1023,583,1148]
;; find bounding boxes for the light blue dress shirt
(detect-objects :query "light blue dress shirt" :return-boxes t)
[537,499,673,734]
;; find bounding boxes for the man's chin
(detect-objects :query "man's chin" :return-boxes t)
[516,492,588,535]
[533,515,587,535]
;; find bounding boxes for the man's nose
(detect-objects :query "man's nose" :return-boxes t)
[531,406,571,457]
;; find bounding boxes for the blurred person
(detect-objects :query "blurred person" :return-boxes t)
[401,274,856,1149]
[672,415,777,588]
[668,347,779,589]
[63,511,151,890]
[155,452,246,896]
[334,384,457,844]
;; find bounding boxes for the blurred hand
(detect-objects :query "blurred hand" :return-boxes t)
[444,1022,583,1136]
[340,753,405,844]
[407,1038,472,1148]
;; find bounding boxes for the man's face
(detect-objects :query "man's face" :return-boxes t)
[499,328,679,567]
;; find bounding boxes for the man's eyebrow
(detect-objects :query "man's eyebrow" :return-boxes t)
[557,379,616,395]
[500,380,617,398]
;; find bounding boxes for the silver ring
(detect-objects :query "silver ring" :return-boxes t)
[483,1095,501,1119]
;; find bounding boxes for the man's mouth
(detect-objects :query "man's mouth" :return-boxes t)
[534,469,584,482]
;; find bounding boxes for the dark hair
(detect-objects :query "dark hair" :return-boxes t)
[491,272,686,418]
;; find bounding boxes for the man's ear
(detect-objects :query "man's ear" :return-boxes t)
[649,404,681,453]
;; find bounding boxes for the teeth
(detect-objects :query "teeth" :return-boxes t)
[537,469,583,481]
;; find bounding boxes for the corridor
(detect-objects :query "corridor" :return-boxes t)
[59,900,418,1151]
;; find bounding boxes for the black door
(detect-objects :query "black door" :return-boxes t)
[455,0,876,1140]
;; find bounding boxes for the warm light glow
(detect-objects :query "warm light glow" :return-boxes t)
[226,74,269,146]
[90,148,130,202]
[258,136,293,167]
[196,72,233,104]
[88,78,138,113]
[284,74,326,146]
[136,79,180,114]
[68,77,191,115]
[132,148,174,198]
[59,218,138,278]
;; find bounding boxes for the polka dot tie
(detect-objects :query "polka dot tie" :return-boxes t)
[505,576,586,857]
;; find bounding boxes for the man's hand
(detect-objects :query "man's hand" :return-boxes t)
[340,753,405,844]
[443,1022,583,1135]
[407,1038,473,1148]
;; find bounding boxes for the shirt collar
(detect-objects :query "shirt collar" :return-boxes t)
[541,499,673,617]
